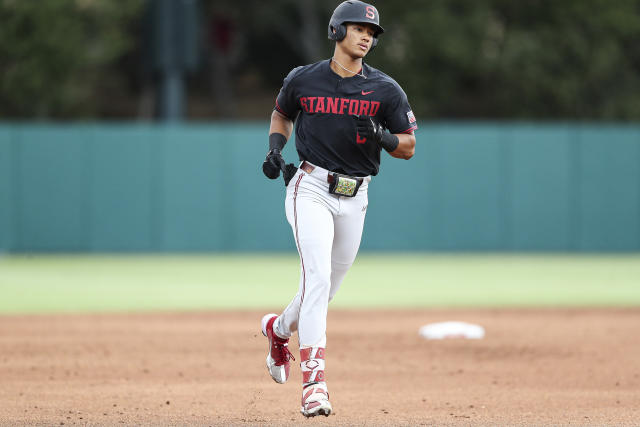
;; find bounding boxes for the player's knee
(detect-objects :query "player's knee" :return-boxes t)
[304,280,331,300]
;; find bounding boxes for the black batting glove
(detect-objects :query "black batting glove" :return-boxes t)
[353,115,400,153]
[262,148,286,179]
[354,115,383,144]
[283,163,298,186]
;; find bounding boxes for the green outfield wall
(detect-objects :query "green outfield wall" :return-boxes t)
[0,123,639,252]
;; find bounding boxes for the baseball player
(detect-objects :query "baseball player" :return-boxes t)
[260,0,417,418]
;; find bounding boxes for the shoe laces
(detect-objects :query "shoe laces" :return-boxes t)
[272,340,295,365]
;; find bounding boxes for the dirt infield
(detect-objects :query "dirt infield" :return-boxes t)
[1,309,639,426]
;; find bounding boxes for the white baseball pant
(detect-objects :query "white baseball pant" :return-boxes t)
[274,161,370,347]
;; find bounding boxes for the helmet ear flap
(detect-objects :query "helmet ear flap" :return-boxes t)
[333,24,347,41]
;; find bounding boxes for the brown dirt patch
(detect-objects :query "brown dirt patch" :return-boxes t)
[0,309,639,426]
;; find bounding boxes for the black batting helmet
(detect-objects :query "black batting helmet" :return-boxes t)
[327,1,384,48]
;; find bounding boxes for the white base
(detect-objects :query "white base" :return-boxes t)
[419,321,485,340]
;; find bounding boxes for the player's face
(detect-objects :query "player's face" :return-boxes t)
[341,23,375,58]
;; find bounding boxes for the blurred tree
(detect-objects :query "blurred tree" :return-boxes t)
[196,0,334,118]
[0,0,143,118]
[372,0,640,119]
[1,0,640,120]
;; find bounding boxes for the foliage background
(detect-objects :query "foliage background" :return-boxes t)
[0,0,144,118]
[1,0,640,120]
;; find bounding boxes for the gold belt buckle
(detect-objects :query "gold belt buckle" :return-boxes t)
[332,175,358,196]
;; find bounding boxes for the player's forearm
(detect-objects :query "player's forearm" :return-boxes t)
[270,110,294,140]
[388,133,415,159]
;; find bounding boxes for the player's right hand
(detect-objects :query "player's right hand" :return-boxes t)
[262,148,286,179]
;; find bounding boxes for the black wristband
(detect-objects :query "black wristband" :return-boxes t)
[379,132,399,153]
[269,133,287,151]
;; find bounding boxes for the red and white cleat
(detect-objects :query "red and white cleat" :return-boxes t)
[261,313,294,384]
[301,382,332,417]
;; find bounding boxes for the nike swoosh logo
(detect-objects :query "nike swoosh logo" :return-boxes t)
[361,90,374,95]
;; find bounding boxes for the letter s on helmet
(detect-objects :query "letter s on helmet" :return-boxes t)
[327,1,384,49]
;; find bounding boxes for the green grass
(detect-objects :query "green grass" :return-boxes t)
[0,253,639,314]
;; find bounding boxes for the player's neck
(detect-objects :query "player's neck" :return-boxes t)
[330,50,363,78]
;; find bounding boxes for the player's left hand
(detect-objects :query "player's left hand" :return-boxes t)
[353,115,384,144]
[353,115,399,153]
[262,148,286,179]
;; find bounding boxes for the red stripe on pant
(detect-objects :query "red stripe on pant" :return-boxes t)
[293,173,306,303]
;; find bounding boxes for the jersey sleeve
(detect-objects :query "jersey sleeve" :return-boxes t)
[274,66,303,120]
[383,85,418,135]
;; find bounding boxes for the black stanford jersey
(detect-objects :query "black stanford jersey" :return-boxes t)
[275,59,417,176]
